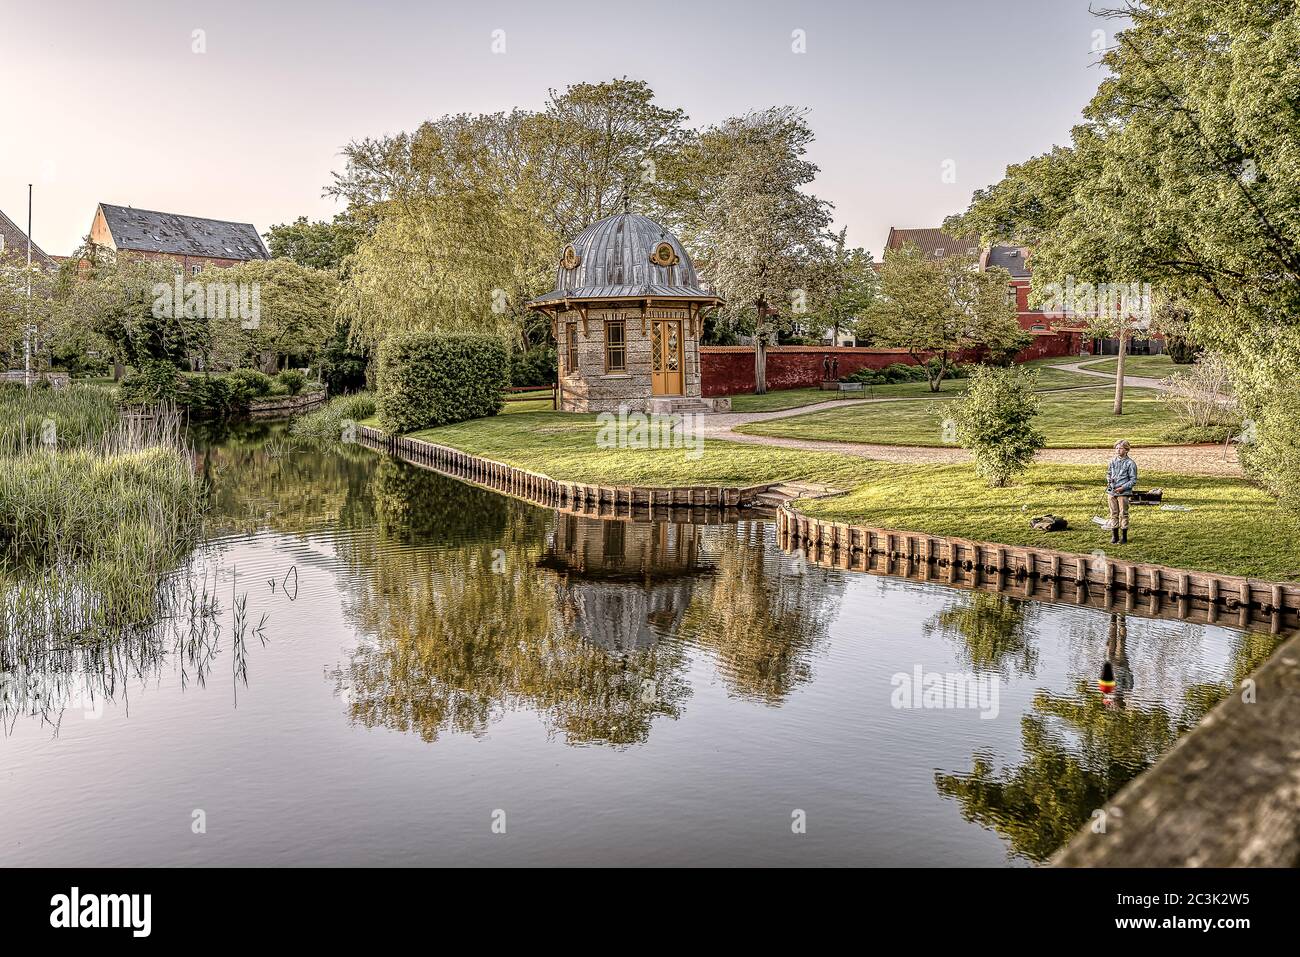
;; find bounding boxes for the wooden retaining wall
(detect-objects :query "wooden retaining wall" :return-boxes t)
[354,425,771,523]
[779,505,1300,633]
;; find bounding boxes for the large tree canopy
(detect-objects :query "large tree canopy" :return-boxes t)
[946,1,1300,507]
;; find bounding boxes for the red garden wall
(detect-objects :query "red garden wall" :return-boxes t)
[700,331,1080,397]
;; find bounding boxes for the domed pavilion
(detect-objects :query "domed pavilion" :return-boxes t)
[527,210,724,413]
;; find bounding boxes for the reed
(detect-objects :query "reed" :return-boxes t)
[0,402,205,639]
[0,383,121,455]
[289,391,376,440]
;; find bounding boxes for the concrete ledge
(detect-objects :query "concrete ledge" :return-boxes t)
[1052,629,1300,867]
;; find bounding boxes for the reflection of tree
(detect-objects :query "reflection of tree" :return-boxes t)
[924,593,1038,677]
[372,456,512,545]
[936,627,1286,862]
[196,422,378,536]
[333,529,690,746]
[679,525,838,704]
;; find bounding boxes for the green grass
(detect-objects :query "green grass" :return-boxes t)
[726,359,1103,412]
[376,409,1300,580]
[0,383,121,454]
[1079,354,1180,378]
[794,462,1298,580]
[736,387,1178,448]
[407,410,881,488]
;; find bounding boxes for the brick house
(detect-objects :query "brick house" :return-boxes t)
[0,206,54,270]
[884,226,1093,354]
[88,203,268,273]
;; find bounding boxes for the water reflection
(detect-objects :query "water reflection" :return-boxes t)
[934,612,1282,861]
[2,423,1285,865]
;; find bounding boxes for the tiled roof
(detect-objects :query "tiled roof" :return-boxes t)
[884,227,979,260]
[0,207,53,269]
[98,203,268,260]
[529,212,720,306]
[985,244,1032,278]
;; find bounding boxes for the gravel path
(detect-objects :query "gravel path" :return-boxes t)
[691,368,1243,477]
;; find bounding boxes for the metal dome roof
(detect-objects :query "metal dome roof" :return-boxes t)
[528,212,719,307]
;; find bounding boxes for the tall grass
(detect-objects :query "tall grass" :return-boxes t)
[289,391,376,440]
[0,403,206,639]
[0,383,121,454]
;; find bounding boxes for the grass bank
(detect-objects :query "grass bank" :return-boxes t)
[736,387,1179,448]
[372,409,1298,580]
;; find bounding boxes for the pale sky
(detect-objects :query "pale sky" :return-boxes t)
[1,0,1109,258]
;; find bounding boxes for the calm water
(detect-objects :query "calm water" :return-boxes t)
[0,423,1279,866]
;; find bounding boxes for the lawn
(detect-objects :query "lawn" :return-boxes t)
[375,409,1299,579]
[736,387,1179,448]
[726,358,1101,412]
[1079,354,1181,379]
[793,461,1299,581]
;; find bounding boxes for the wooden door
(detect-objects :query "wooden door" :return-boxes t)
[650,319,684,395]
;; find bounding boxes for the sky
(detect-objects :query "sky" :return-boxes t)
[0,0,1112,258]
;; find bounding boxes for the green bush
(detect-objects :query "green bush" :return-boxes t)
[376,332,508,434]
[120,360,183,405]
[509,344,557,387]
[950,366,1045,487]
[277,369,307,395]
[227,368,274,397]
[1165,334,1201,364]
[183,376,240,419]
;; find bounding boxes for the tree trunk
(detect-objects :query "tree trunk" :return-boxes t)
[1113,324,1128,415]
[755,338,768,395]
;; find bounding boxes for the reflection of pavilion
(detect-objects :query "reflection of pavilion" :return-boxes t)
[537,514,709,652]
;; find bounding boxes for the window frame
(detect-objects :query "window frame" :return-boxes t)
[604,318,626,373]
[566,322,579,375]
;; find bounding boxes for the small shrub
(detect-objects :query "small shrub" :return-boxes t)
[1165,334,1201,364]
[277,369,307,395]
[950,366,1045,487]
[1158,354,1240,441]
[509,344,557,388]
[376,332,508,434]
[183,376,241,419]
[227,368,274,397]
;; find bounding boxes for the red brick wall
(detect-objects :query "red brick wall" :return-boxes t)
[701,332,1078,396]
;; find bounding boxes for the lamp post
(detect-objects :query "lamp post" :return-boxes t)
[24,183,33,390]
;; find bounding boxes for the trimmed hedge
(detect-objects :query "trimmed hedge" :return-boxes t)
[376,332,508,434]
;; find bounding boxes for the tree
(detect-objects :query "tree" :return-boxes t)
[526,78,687,237]
[206,258,339,371]
[945,2,1300,502]
[861,245,1025,391]
[659,108,833,393]
[950,365,1046,487]
[265,214,364,271]
[64,247,207,373]
[808,228,878,344]
[0,262,58,378]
